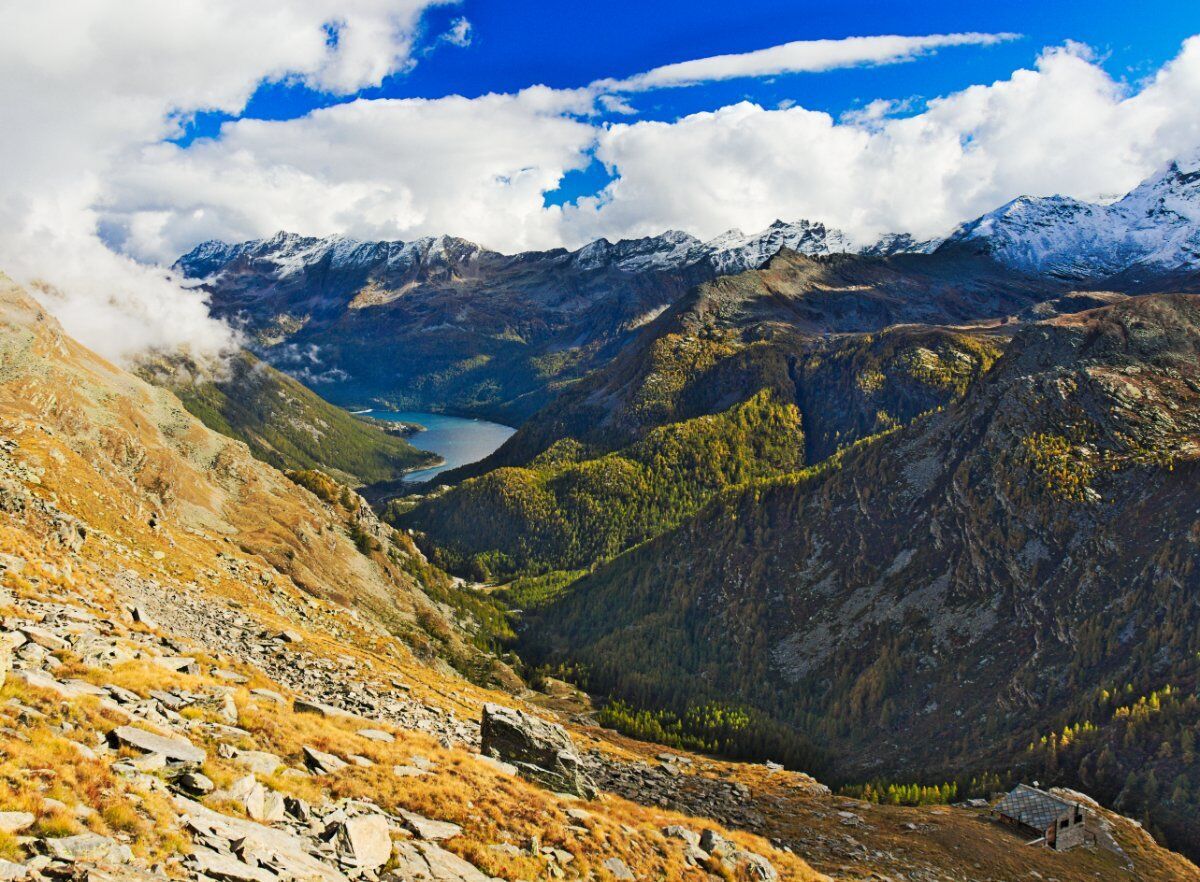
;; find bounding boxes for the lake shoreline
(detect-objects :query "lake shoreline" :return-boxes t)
[354,409,515,487]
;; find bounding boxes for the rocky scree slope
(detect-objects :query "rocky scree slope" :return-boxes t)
[523,293,1200,851]
[0,274,828,881]
[0,275,504,682]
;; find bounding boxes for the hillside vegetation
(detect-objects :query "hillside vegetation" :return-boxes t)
[400,282,1004,579]
[520,294,1200,859]
[140,350,436,486]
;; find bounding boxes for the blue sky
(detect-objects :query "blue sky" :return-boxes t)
[174,0,1200,205]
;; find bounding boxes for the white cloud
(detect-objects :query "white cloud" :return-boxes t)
[594,33,1020,92]
[104,88,597,262]
[561,38,1200,246]
[10,11,1200,366]
[0,0,450,361]
[96,34,1200,268]
[439,17,473,49]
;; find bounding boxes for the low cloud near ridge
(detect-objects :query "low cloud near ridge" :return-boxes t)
[0,0,451,362]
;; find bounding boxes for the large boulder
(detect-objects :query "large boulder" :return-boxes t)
[108,725,206,764]
[335,814,392,871]
[479,704,597,799]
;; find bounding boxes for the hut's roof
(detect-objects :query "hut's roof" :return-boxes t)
[994,785,1076,831]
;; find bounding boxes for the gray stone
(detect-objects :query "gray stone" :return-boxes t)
[222,774,267,821]
[0,812,33,834]
[233,749,282,776]
[602,857,635,880]
[335,813,392,870]
[700,829,733,858]
[0,635,13,689]
[107,725,206,764]
[174,795,347,882]
[11,671,103,701]
[284,796,311,822]
[185,846,277,882]
[129,606,157,629]
[479,703,597,799]
[294,698,361,721]
[41,833,126,863]
[261,790,286,823]
[357,728,394,742]
[399,810,462,842]
[728,850,779,882]
[303,745,348,774]
[390,841,491,882]
[250,688,287,705]
[152,656,199,676]
[176,771,214,795]
[19,627,67,652]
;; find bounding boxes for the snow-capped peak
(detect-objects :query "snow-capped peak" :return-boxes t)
[176,219,937,284]
[946,151,1200,278]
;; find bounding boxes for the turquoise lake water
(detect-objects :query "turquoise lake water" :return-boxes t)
[365,411,515,483]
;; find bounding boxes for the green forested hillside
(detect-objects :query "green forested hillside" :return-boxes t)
[140,351,437,485]
[398,325,1000,578]
[518,294,1200,858]
[395,388,804,578]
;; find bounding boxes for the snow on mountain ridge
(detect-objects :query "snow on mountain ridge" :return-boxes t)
[176,219,932,283]
[947,152,1200,279]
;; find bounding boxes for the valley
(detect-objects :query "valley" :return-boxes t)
[0,271,1190,882]
[148,154,1200,869]
[10,6,1200,881]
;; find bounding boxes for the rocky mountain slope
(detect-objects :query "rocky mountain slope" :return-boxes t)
[0,275,1193,882]
[396,247,1019,577]
[521,293,1200,857]
[174,221,934,423]
[0,275,499,681]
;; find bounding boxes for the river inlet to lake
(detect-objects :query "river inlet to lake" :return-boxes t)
[364,410,516,483]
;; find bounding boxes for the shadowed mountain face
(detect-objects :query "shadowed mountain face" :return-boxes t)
[396,248,1034,576]
[177,219,1028,426]
[522,293,1200,848]
[177,221,920,424]
[431,248,1061,477]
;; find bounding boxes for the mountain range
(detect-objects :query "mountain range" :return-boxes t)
[177,153,1200,428]
[127,151,1200,867]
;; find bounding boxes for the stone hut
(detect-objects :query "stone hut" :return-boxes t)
[992,784,1090,850]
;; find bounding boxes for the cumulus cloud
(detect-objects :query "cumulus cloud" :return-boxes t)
[562,38,1200,246]
[10,11,1200,365]
[0,0,450,361]
[103,35,1200,262]
[104,88,597,262]
[593,32,1019,92]
[439,17,473,49]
